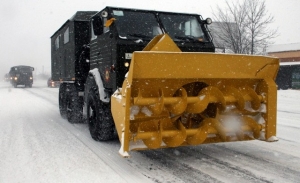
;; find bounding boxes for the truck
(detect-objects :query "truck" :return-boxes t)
[9,65,34,88]
[51,7,280,157]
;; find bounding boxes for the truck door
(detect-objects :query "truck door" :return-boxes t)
[90,13,113,88]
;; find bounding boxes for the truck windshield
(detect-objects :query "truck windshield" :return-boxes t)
[19,67,32,73]
[112,10,162,39]
[159,13,208,42]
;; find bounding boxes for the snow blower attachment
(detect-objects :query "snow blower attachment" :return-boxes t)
[111,34,279,157]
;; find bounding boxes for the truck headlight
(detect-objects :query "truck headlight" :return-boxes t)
[124,62,129,67]
[30,77,33,80]
[14,77,18,80]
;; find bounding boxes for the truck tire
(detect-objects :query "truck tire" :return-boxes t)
[66,85,83,123]
[87,88,115,141]
[59,83,67,119]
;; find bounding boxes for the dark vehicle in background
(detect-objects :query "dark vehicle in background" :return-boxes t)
[9,65,34,88]
[276,64,300,90]
[47,77,60,87]
[4,74,9,82]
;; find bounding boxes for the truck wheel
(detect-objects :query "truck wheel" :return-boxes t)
[87,88,115,141]
[59,84,67,119]
[66,86,83,123]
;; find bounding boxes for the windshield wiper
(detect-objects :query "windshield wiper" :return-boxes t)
[174,35,198,41]
[127,33,151,39]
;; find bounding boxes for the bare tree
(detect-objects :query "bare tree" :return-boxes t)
[211,0,277,55]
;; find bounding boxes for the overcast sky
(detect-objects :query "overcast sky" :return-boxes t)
[0,0,299,77]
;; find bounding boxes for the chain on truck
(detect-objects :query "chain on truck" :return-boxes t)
[51,6,279,157]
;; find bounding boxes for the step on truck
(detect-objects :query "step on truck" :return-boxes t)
[51,7,279,157]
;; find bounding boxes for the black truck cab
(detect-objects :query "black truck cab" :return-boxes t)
[89,7,215,92]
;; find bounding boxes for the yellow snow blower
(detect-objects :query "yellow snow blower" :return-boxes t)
[111,34,279,157]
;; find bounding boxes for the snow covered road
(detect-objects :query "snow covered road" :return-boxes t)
[1,79,300,183]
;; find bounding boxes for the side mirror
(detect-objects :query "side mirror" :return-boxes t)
[101,11,108,18]
[202,18,212,25]
[92,16,103,35]
[31,67,34,71]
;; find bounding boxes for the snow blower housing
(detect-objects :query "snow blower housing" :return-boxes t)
[51,7,279,157]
